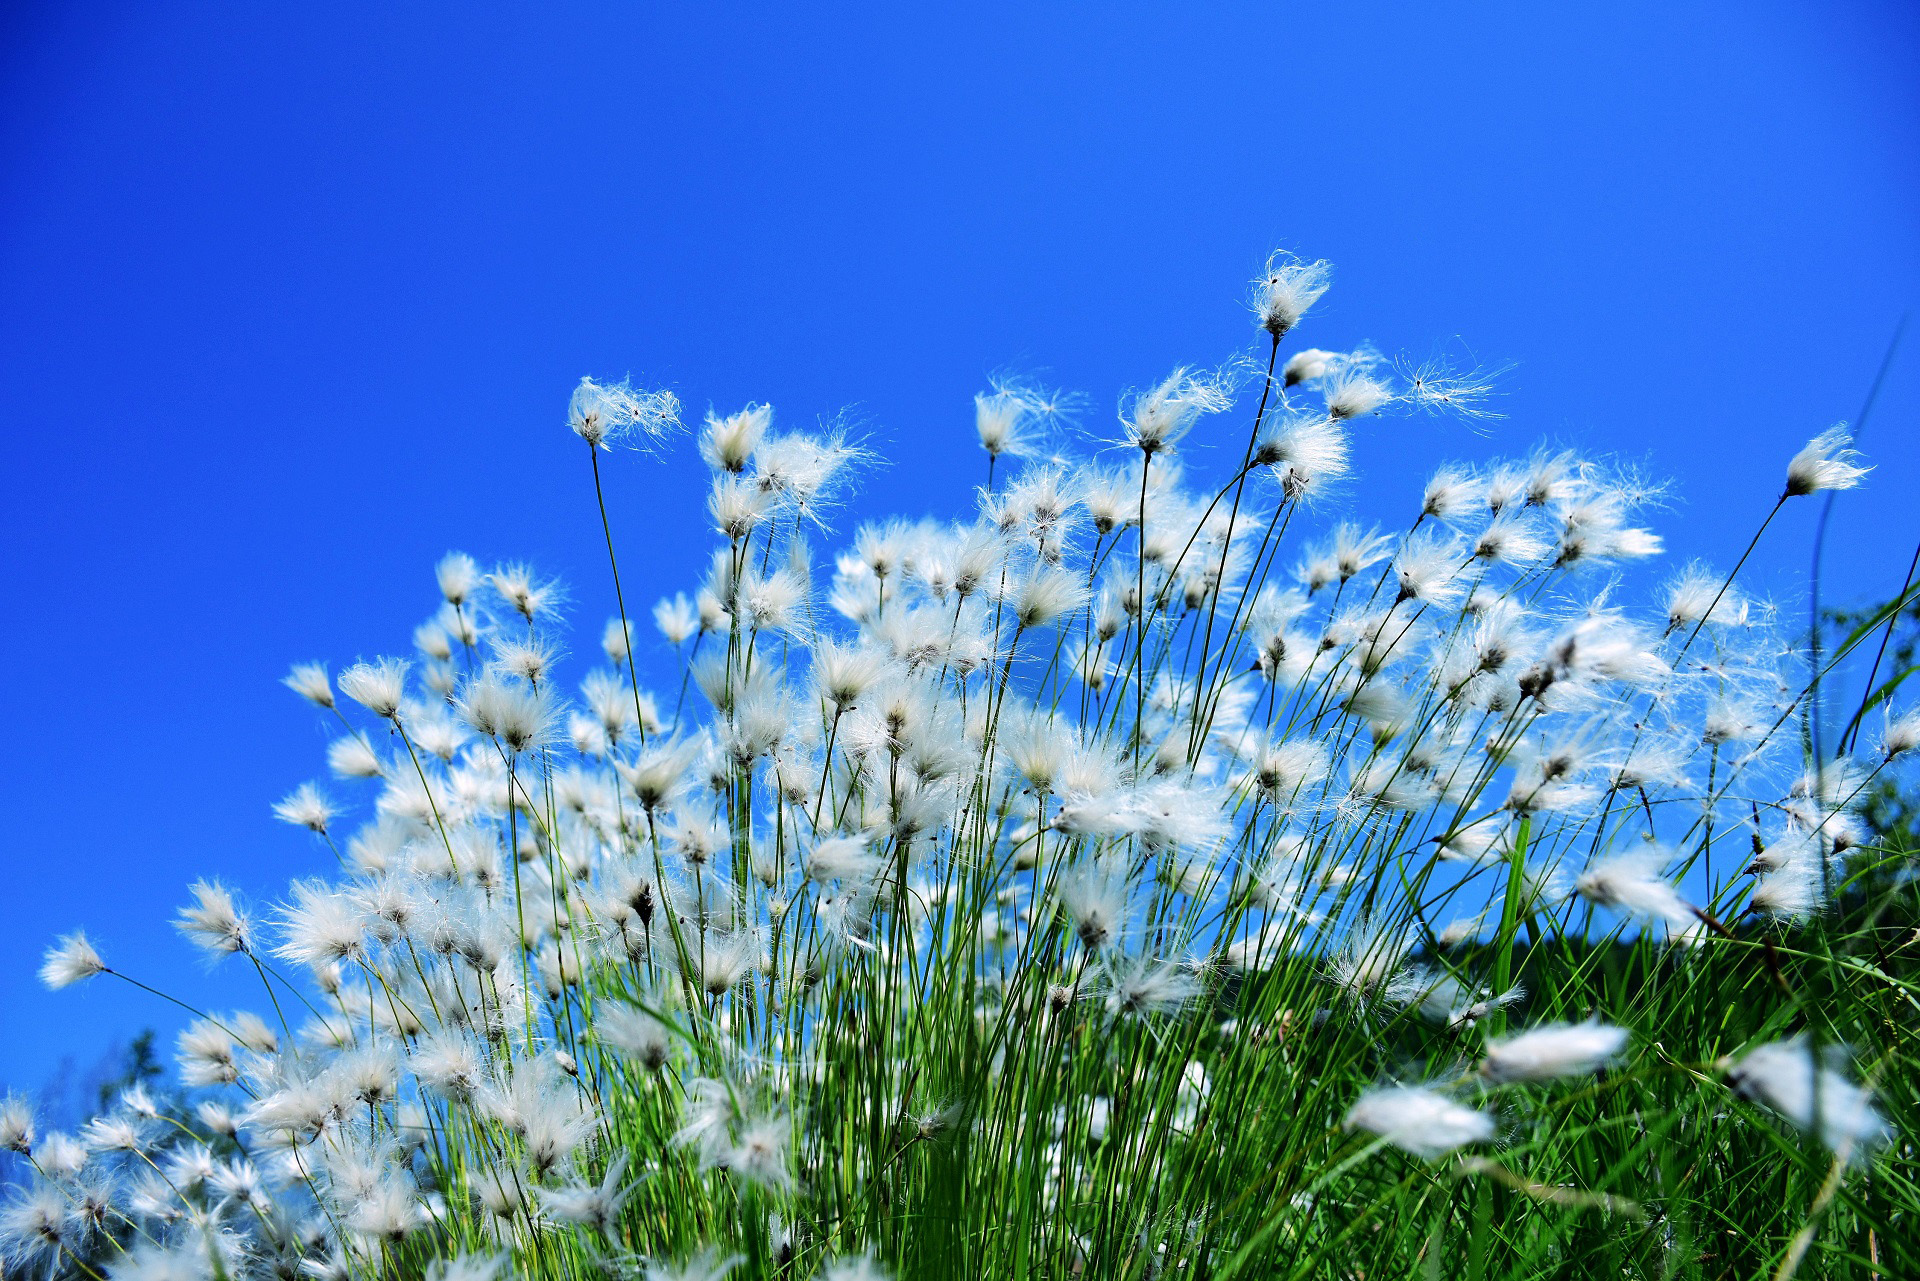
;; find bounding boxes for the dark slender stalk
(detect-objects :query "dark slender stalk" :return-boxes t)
[588,442,652,747]
[506,754,535,1052]
[104,969,228,1032]
[1189,335,1282,756]
[1134,452,1153,768]
[1680,497,1784,655]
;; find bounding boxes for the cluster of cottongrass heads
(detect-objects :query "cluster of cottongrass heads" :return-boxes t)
[11,250,1919,1281]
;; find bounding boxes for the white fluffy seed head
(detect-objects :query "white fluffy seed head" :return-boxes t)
[1013,564,1088,630]
[570,376,681,449]
[474,1165,528,1219]
[1481,1021,1629,1083]
[0,1095,34,1153]
[282,661,334,708]
[1251,252,1333,338]
[1574,850,1692,930]
[427,1253,510,1281]
[1664,563,1747,633]
[1724,1038,1889,1157]
[654,593,699,646]
[701,404,773,473]
[597,1003,675,1072]
[1252,739,1329,801]
[40,931,107,989]
[328,735,385,779]
[272,781,336,834]
[1093,954,1203,1020]
[492,635,558,685]
[1124,368,1232,456]
[1784,425,1870,497]
[176,880,252,956]
[1256,415,1349,499]
[1749,855,1825,922]
[813,641,889,711]
[974,387,1028,459]
[1060,864,1130,952]
[1329,916,1416,999]
[414,620,453,662]
[1877,707,1920,760]
[710,476,774,540]
[490,563,566,623]
[820,1254,890,1281]
[806,834,884,887]
[1281,347,1337,387]
[435,551,480,606]
[1324,363,1392,421]
[599,617,634,664]
[1393,530,1465,606]
[1345,1086,1493,1159]
[1422,464,1484,521]
[338,657,409,718]
[459,673,558,755]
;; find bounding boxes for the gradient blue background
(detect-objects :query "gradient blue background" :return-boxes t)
[3,2,1916,1099]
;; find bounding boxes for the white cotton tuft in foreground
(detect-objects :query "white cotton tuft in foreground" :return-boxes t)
[1345,1086,1495,1159]
[1724,1038,1890,1159]
[1480,1022,1629,1083]
[1574,850,1694,932]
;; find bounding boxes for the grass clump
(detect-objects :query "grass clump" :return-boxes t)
[9,250,1918,1280]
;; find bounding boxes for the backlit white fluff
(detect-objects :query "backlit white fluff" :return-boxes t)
[272,781,336,834]
[701,404,772,473]
[336,657,409,719]
[1784,425,1870,497]
[570,375,681,449]
[1481,1022,1629,1083]
[1345,1086,1494,1159]
[1251,252,1332,338]
[282,661,334,708]
[39,931,107,989]
[1724,1038,1889,1158]
[435,551,480,606]
[459,672,558,754]
[1574,849,1693,931]
[1323,360,1392,420]
[1124,368,1232,457]
[175,880,252,956]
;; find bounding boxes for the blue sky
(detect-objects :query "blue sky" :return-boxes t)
[2,1,1916,1096]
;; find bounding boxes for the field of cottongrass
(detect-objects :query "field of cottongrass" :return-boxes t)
[7,252,1918,1280]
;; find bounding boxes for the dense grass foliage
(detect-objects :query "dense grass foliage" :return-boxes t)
[8,254,1917,1280]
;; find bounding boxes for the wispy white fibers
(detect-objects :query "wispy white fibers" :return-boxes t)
[272,781,336,834]
[1251,252,1333,338]
[1481,1023,1629,1083]
[1346,1086,1494,1159]
[570,375,681,450]
[1724,1039,1890,1158]
[1574,849,1694,933]
[175,880,253,957]
[1123,368,1232,457]
[1784,425,1870,497]
[39,931,107,989]
[281,661,334,708]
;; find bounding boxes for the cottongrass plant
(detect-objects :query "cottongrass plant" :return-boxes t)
[12,251,1920,1280]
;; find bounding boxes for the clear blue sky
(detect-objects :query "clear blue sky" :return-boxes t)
[2,2,1916,1097]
